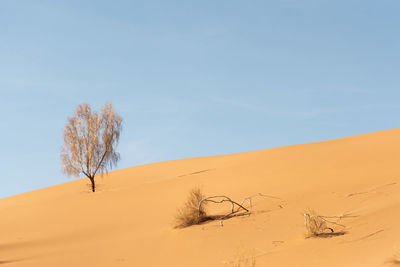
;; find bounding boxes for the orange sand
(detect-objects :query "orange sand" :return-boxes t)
[1,129,400,266]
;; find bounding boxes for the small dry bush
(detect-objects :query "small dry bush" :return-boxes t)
[174,187,208,228]
[304,209,333,238]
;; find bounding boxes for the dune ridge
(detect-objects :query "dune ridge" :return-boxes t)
[1,128,400,266]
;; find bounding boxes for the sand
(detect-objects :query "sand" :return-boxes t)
[1,128,400,266]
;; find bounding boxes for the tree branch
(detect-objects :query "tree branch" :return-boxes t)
[198,195,250,216]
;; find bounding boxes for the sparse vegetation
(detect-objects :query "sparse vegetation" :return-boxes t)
[61,103,123,192]
[174,187,208,228]
[174,188,253,228]
[304,209,350,238]
[304,209,334,237]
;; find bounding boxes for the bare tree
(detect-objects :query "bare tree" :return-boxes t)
[61,103,123,192]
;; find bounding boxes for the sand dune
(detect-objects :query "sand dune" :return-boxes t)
[1,128,400,266]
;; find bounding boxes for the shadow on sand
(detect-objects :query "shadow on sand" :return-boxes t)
[314,231,347,238]
[0,259,25,265]
[198,211,252,225]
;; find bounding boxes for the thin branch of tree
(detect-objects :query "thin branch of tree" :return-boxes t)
[198,195,250,217]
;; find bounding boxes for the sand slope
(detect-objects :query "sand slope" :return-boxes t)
[1,129,400,266]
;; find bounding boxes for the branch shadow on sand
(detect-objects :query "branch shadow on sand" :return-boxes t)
[313,231,347,238]
[0,241,35,264]
[0,259,26,265]
[197,211,252,225]
[387,259,400,265]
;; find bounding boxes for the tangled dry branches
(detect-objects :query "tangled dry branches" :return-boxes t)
[304,209,348,238]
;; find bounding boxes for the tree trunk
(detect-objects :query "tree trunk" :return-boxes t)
[88,176,95,192]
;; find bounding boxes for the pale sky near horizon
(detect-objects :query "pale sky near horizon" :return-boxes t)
[1,0,400,198]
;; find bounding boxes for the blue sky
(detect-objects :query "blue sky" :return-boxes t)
[1,0,400,198]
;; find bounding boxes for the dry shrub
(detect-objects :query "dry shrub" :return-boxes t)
[174,187,208,228]
[304,209,333,237]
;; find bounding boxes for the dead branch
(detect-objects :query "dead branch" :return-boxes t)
[198,195,249,218]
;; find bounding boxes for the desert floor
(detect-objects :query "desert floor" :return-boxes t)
[1,129,400,266]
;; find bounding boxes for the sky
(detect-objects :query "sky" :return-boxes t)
[1,0,400,198]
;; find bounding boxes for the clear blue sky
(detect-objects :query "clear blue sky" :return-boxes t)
[1,0,399,198]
